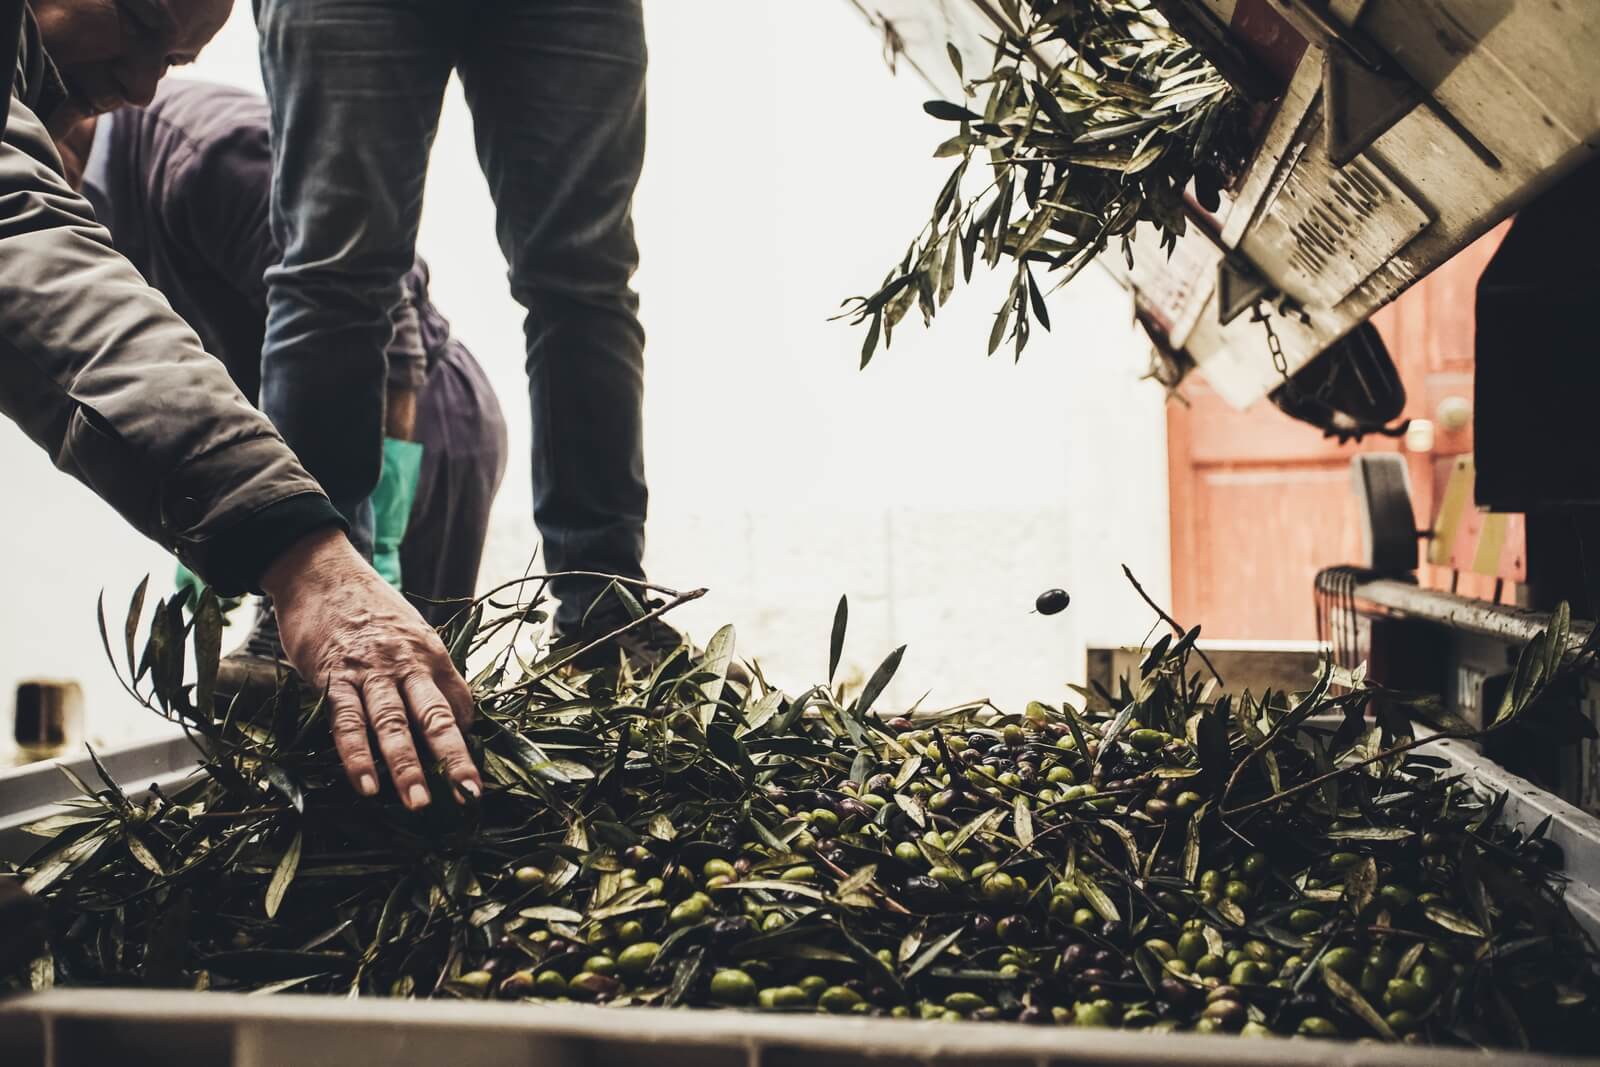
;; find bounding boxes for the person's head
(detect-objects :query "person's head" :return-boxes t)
[32,0,232,132]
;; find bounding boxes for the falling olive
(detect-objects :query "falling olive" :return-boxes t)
[1035,588,1071,615]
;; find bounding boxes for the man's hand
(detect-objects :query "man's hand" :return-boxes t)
[261,528,481,809]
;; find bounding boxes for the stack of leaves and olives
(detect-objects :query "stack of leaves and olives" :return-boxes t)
[844,0,1253,365]
[4,578,1599,1057]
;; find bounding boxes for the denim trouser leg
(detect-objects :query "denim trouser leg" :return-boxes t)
[456,0,649,631]
[255,0,456,556]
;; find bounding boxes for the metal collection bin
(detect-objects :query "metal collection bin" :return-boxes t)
[3,731,1598,1065]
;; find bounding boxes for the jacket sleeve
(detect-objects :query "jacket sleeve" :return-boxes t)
[0,95,344,594]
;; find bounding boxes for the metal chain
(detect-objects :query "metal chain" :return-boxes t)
[1251,299,1290,380]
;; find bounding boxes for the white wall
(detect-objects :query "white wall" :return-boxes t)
[0,0,1171,755]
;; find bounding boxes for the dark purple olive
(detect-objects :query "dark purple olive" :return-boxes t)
[902,875,953,911]
[997,915,1032,945]
[1080,967,1115,985]
[966,733,996,751]
[865,773,895,794]
[836,798,873,820]
[1091,948,1119,969]
[1058,944,1086,974]
[1036,589,1071,615]
[710,916,754,945]
[1159,977,1192,1005]
[887,716,916,732]
[971,914,996,937]
[1100,920,1125,943]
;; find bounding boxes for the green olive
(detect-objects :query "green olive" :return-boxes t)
[1073,1001,1114,1027]
[1383,978,1430,1012]
[759,985,810,1009]
[700,858,734,880]
[1047,765,1075,785]
[669,898,707,926]
[1143,938,1177,962]
[584,954,616,977]
[819,985,864,1013]
[1229,960,1269,986]
[1072,907,1099,929]
[1298,1016,1339,1037]
[498,970,535,998]
[1128,729,1168,752]
[1287,908,1322,933]
[1409,962,1441,996]
[1194,954,1227,979]
[533,970,568,996]
[1176,931,1207,964]
[709,969,758,1005]
[797,974,828,1000]
[456,969,494,992]
[980,872,1022,902]
[615,941,660,976]
[1239,852,1269,879]
[1385,1008,1418,1035]
[1359,965,1386,998]
[1377,884,1415,910]
[616,920,646,944]
[1321,946,1361,980]
[1201,998,1245,1029]
[513,866,546,887]
[1224,880,1252,904]
[781,865,817,882]
[943,991,987,1014]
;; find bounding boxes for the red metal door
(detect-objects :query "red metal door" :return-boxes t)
[1166,226,1509,639]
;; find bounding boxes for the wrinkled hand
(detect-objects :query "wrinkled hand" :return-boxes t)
[261,528,482,809]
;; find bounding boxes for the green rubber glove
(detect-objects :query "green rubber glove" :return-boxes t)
[372,437,424,590]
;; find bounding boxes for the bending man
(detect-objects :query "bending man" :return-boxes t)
[0,0,481,808]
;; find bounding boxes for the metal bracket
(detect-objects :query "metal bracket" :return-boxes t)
[1216,256,1272,326]
[1322,48,1421,168]
[1265,0,1500,170]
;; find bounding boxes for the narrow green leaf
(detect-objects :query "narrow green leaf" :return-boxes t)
[1323,967,1398,1040]
[855,645,906,718]
[829,595,848,683]
[265,830,303,919]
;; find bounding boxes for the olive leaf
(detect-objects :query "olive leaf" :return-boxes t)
[265,830,303,919]
[1324,967,1398,1040]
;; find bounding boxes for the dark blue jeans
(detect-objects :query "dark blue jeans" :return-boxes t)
[255,0,649,629]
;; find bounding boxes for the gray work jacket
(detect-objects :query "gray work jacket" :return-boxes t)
[0,1,341,594]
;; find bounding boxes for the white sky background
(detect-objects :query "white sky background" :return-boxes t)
[0,1,1172,754]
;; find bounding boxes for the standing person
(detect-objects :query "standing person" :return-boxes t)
[0,0,482,808]
[256,0,682,669]
[57,78,510,631]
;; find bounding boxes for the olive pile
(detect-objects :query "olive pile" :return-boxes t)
[427,703,1594,1051]
[10,589,1600,1055]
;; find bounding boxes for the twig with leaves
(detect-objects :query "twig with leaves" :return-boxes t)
[842,0,1250,366]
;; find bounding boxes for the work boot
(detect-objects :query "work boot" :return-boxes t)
[554,600,752,688]
[215,600,290,712]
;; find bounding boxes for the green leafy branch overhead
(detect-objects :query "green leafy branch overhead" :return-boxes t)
[843,0,1250,366]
